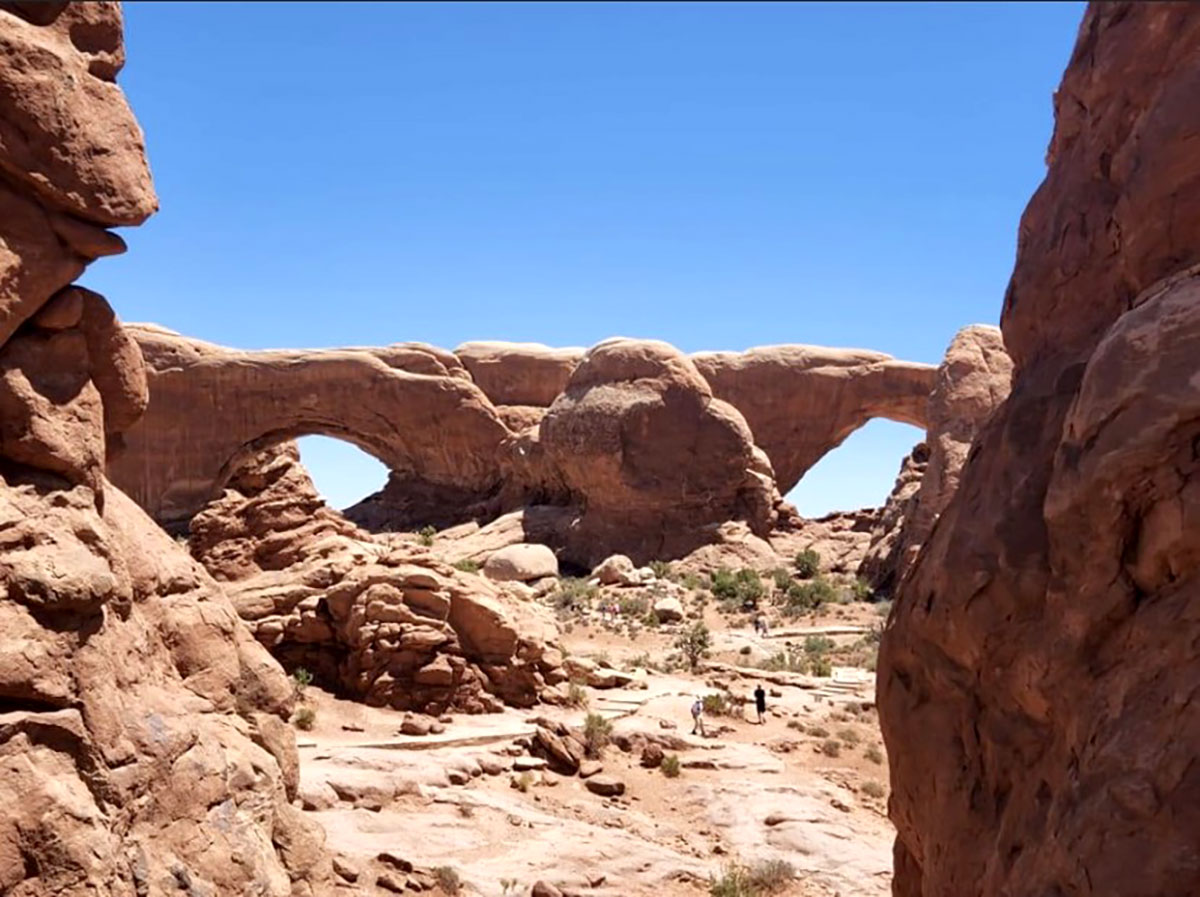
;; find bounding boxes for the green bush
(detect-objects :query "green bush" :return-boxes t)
[291,666,313,698]
[821,738,841,757]
[810,656,833,677]
[837,726,861,745]
[452,558,481,573]
[861,780,887,799]
[582,712,612,758]
[292,706,316,731]
[553,577,598,611]
[417,524,437,547]
[661,754,682,778]
[710,568,765,608]
[702,691,741,717]
[648,559,674,580]
[433,866,461,895]
[781,577,836,615]
[514,771,534,793]
[747,859,796,893]
[566,679,589,708]
[709,860,795,897]
[681,572,705,590]
[807,725,830,738]
[804,635,836,655]
[865,745,885,765]
[674,621,712,670]
[619,593,649,617]
[794,548,821,578]
[852,577,873,601]
[769,567,792,591]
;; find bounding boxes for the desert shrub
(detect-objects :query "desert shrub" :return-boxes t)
[794,548,821,578]
[821,739,841,757]
[769,567,792,591]
[629,652,654,671]
[851,577,873,601]
[500,880,521,897]
[291,666,313,699]
[642,609,661,628]
[457,803,475,818]
[709,864,754,897]
[433,866,461,895]
[703,691,741,717]
[710,568,764,607]
[747,858,796,893]
[807,725,830,738]
[739,644,752,656]
[865,745,884,765]
[760,648,806,673]
[591,651,612,668]
[619,593,649,617]
[452,558,481,573]
[861,780,886,799]
[566,680,589,708]
[553,577,597,611]
[418,525,437,547]
[804,635,836,656]
[681,572,704,590]
[674,621,712,670]
[782,577,836,615]
[582,712,612,758]
[810,656,833,677]
[514,771,534,792]
[292,706,316,730]
[786,719,803,731]
[661,754,682,778]
[837,726,861,746]
[648,559,673,580]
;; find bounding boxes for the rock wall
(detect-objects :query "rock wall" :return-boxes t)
[878,4,1200,895]
[0,4,337,893]
[190,442,568,713]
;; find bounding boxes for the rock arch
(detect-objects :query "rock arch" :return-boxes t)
[109,324,514,528]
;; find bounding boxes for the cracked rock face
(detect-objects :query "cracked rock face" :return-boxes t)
[878,4,1200,895]
[0,4,339,893]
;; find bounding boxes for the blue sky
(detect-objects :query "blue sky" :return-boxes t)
[89,1,1085,515]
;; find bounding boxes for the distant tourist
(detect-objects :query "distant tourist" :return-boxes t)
[691,695,706,736]
[754,684,767,725]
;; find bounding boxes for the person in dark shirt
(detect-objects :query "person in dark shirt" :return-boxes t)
[754,684,767,725]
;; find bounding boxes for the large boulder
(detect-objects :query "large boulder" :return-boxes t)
[540,338,779,566]
[483,543,559,582]
[879,5,1200,895]
[0,5,336,893]
[454,341,585,407]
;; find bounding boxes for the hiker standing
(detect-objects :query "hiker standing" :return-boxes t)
[754,684,767,725]
[691,696,706,736]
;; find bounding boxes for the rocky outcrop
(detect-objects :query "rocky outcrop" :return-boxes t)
[692,346,936,494]
[190,443,567,713]
[860,325,1011,592]
[879,5,1200,895]
[857,444,929,593]
[0,4,336,893]
[540,338,780,566]
[454,341,585,407]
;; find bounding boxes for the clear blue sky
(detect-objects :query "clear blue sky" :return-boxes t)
[88,1,1085,515]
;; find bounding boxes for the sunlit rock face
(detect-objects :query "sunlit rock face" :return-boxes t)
[879,4,1200,895]
[0,4,338,893]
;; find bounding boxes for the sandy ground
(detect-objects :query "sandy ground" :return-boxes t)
[295,597,893,896]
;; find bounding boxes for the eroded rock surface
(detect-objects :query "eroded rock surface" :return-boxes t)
[0,4,338,893]
[540,338,780,566]
[692,346,935,494]
[190,443,568,713]
[879,5,1200,895]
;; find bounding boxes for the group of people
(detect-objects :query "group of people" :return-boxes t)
[690,684,769,736]
[598,601,622,624]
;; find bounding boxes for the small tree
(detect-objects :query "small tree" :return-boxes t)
[582,712,612,758]
[794,548,820,578]
[418,525,437,547]
[675,621,712,670]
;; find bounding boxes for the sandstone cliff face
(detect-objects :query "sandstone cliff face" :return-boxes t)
[0,4,336,894]
[540,338,780,566]
[857,444,928,593]
[692,346,935,495]
[878,5,1200,895]
[190,443,567,714]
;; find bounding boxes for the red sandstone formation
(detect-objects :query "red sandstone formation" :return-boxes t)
[540,338,780,566]
[879,4,1200,895]
[190,442,567,714]
[0,4,337,893]
[692,346,936,495]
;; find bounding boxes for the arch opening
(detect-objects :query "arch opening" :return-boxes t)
[785,418,926,517]
[296,435,390,513]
